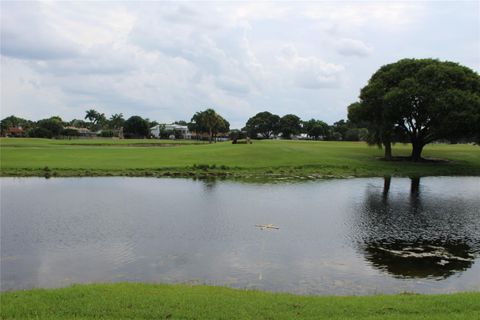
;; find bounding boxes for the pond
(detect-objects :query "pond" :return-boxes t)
[1,177,479,295]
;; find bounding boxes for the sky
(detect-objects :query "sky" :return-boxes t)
[1,1,479,128]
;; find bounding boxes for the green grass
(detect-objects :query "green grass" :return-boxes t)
[1,283,478,319]
[1,138,479,179]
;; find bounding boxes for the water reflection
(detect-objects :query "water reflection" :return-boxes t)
[364,240,475,279]
[357,177,479,279]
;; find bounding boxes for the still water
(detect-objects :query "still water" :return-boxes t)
[1,177,479,294]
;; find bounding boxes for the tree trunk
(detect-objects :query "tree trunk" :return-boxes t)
[209,129,213,143]
[411,141,424,162]
[383,141,392,161]
[410,177,421,213]
[382,176,391,200]
[410,177,420,195]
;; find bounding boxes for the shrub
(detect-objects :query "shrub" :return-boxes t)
[61,128,80,137]
[28,127,53,138]
[100,130,114,137]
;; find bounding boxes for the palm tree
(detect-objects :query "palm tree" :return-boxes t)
[202,109,219,143]
[96,113,107,128]
[191,109,229,143]
[85,109,99,125]
[109,113,125,130]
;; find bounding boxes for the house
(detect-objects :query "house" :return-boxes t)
[5,126,25,137]
[292,133,310,140]
[64,126,96,137]
[150,124,191,139]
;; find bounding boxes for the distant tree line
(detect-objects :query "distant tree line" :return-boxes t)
[1,109,367,142]
[242,111,368,141]
[0,112,153,139]
[0,108,231,142]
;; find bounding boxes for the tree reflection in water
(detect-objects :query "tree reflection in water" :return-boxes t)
[356,177,479,280]
[364,239,475,279]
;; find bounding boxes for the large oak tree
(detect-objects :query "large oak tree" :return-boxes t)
[355,58,480,161]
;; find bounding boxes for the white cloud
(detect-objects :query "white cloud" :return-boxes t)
[0,2,80,60]
[335,38,373,57]
[303,2,425,33]
[30,46,137,76]
[0,58,72,120]
[278,45,345,89]
[41,1,137,49]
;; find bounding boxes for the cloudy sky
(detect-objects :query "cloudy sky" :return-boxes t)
[1,1,479,128]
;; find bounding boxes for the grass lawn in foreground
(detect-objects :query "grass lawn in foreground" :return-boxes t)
[1,283,479,320]
[1,138,479,178]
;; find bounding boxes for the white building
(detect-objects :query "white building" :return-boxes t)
[150,124,191,139]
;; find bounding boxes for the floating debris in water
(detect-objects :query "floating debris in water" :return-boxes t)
[255,224,279,230]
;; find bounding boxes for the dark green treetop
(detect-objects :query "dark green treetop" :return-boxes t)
[355,58,480,161]
[243,111,280,139]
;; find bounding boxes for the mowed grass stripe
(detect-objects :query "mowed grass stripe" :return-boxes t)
[1,138,479,177]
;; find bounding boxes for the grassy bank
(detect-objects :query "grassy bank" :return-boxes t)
[1,283,479,319]
[1,138,479,179]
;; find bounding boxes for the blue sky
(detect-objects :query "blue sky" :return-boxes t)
[1,1,479,128]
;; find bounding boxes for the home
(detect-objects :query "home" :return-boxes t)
[150,124,191,139]
[64,126,97,137]
[5,126,25,137]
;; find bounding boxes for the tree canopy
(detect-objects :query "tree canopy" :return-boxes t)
[348,102,397,158]
[279,114,301,139]
[109,113,125,130]
[84,109,107,130]
[190,108,229,142]
[123,116,150,138]
[26,117,64,138]
[0,115,32,136]
[353,58,480,161]
[303,119,329,140]
[243,111,280,139]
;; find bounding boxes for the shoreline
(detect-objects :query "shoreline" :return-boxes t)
[1,165,479,182]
